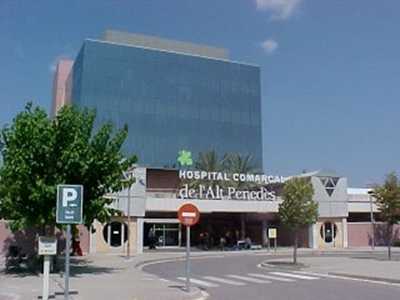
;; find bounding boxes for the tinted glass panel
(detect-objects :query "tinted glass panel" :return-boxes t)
[72,40,262,168]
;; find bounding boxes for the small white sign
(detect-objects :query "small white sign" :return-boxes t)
[268,228,277,239]
[38,236,57,255]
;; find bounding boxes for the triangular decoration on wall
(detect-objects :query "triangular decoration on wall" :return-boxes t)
[319,177,339,197]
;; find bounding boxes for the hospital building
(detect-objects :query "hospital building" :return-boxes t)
[3,30,392,255]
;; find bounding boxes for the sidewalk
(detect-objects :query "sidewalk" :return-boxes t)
[1,247,399,300]
[0,252,206,300]
[263,247,400,284]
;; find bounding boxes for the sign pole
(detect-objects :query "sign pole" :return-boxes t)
[185,225,191,292]
[177,203,200,294]
[64,224,71,300]
[126,186,131,260]
[42,255,51,300]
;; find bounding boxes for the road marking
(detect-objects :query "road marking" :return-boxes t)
[293,271,332,277]
[177,277,219,287]
[293,271,400,287]
[269,272,320,280]
[203,276,246,286]
[248,273,296,282]
[227,274,270,284]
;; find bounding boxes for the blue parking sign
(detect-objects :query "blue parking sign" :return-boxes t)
[56,185,83,224]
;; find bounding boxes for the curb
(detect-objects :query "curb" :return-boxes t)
[328,272,400,285]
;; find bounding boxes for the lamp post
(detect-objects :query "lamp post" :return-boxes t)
[126,185,131,259]
[123,169,135,260]
[367,190,375,250]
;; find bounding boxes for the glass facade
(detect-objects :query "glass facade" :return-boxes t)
[71,40,262,168]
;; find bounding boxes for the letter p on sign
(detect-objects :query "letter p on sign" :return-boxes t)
[62,188,78,207]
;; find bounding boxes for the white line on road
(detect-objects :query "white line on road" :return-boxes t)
[293,271,400,287]
[203,276,246,286]
[227,274,271,284]
[177,277,219,287]
[247,273,296,282]
[269,272,320,280]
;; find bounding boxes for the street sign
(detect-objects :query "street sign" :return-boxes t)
[56,185,83,224]
[178,203,200,227]
[268,228,277,239]
[38,236,58,300]
[38,236,57,256]
[177,203,200,293]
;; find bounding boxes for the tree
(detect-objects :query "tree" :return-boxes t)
[223,153,260,239]
[223,153,260,188]
[188,149,228,190]
[371,173,400,260]
[279,177,318,264]
[0,103,137,231]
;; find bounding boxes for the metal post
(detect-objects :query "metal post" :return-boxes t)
[42,255,51,300]
[127,186,131,259]
[185,226,190,293]
[64,224,71,300]
[369,192,375,250]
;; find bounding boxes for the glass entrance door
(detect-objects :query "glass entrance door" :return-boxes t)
[320,222,338,247]
[145,223,181,247]
[155,224,181,247]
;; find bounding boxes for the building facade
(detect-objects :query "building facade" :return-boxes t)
[88,167,396,254]
[42,31,399,256]
[56,30,262,169]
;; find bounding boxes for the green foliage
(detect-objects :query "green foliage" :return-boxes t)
[279,177,318,264]
[194,149,227,173]
[187,150,260,191]
[279,177,318,230]
[223,153,260,189]
[0,103,137,230]
[223,153,259,174]
[370,172,400,260]
[371,172,400,226]
[188,149,228,188]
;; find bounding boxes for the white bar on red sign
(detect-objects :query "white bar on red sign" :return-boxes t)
[182,212,196,217]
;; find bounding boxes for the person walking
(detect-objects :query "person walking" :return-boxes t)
[148,227,157,249]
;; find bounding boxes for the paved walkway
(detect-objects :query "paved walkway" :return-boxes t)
[1,247,399,300]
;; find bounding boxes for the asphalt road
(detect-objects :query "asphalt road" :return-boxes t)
[143,254,400,300]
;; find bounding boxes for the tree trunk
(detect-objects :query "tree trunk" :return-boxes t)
[293,232,299,265]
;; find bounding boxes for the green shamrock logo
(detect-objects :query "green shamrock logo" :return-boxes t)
[178,150,193,166]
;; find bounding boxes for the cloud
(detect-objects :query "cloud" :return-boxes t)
[255,0,301,20]
[48,46,76,73]
[261,39,278,54]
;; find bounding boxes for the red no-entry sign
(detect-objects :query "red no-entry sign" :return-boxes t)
[178,203,200,226]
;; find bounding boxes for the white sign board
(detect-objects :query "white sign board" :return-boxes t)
[38,236,57,256]
[268,228,277,239]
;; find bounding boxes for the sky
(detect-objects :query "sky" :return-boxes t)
[0,0,399,187]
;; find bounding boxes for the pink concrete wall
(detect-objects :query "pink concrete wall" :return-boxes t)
[0,220,89,256]
[348,222,400,246]
[51,60,73,116]
[347,223,373,246]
